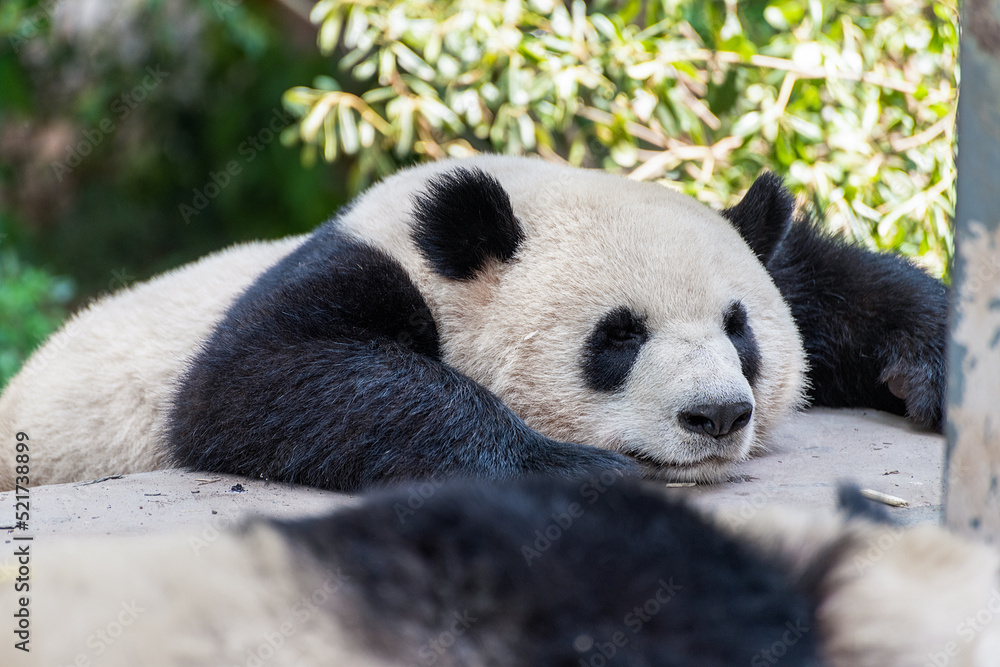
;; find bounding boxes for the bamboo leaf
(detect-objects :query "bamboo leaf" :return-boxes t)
[338,103,359,155]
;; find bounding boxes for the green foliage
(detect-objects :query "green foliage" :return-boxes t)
[0,0,957,386]
[0,0,346,298]
[0,224,74,390]
[0,0,351,383]
[290,0,956,276]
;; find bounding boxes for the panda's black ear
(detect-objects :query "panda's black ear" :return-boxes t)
[836,483,895,525]
[412,167,524,280]
[721,172,794,265]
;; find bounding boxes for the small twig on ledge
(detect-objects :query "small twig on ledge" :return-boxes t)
[74,474,124,486]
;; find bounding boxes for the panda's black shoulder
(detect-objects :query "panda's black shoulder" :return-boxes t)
[274,477,821,666]
[209,217,441,360]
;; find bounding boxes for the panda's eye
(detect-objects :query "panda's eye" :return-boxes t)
[606,323,645,346]
[724,301,761,386]
[724,301,748,337]
[582,307,649,392]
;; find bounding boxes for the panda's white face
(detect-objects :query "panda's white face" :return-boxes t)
[342,156,806,482]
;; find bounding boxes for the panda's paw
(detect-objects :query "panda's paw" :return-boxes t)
[880,352,946,432]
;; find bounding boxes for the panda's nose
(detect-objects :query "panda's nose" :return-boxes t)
[679,401,753,438]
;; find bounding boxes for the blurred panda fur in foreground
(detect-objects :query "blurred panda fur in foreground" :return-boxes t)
[3,478,997,667]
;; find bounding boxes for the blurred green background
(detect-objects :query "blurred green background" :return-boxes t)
[0,0,958,389]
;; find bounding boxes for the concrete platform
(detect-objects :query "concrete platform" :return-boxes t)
[0,407,944,552]
[688,406,945,525]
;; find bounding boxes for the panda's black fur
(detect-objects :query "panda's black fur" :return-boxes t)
[171,168,639,490]
[276,474,822,666]
[411,168,525,280]
[169,164,946,492]
[722,171,947,429]
[13,474,999,666]
[170,220,634,490]
[766,219,947,428]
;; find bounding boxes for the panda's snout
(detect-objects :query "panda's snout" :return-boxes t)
[678,401,753,438]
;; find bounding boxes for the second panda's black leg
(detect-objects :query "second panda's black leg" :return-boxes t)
[766,219,948,430]
[168,229,637,492]
[723,174,948,431]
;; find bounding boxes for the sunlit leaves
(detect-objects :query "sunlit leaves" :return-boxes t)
[291,0,956,275]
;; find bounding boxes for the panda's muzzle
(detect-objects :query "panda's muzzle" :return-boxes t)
[618,448,735,480]
[678,401,753,438]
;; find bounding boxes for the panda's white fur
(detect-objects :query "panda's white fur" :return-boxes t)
[0,237,306,489]
[0,155,805,489]
[1,480,996,666]
[719,507,1000,666]
[339,156,804,473]
[3,525,382,667]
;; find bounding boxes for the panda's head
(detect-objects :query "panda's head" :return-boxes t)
[347,156,806,482]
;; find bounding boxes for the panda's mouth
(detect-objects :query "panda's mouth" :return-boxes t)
[620,448,731,468]
[620,449,663,467]
[619,448,735,482]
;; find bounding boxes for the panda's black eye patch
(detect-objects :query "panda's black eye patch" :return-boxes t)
[582,307,649,392]
[724,301,761,386]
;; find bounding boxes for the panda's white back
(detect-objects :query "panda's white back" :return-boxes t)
[0,236,306,488]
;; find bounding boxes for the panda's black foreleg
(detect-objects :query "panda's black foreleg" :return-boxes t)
[765,219,948,430]
[170,337,637,492]
[168,231,637,492]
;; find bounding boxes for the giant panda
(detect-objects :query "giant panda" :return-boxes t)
[2,477,996,666]
[0,155,947,491]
